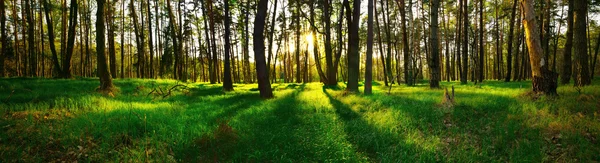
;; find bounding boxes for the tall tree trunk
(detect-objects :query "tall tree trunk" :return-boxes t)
[344,0,360,92]
[25,0,36,77]
[397,0,412,86]
[478,0,484,82]
[43,0,62,77]
[365,0,373,94]
[332,0,345,86]
[266,0,277,82]
[121,0,125,78]
[505,0,517,82]
[561,0,573,84]
[244,0,251,83]
[0,0,6,77]
[107,0,116,78]
[61,0,78,78]
[573,0,590,86]
[130,0,145,78]
[382,0,393,85]
[461,0,468,84]
[375,0,388,86]
[254,0,274,98]
[146,0,154,78]
[96,0,114,91]
[429,0,440,88]
[222,0,233,91]
[295,0,301,83]
[324,0,336,86]
[521,0,557,95]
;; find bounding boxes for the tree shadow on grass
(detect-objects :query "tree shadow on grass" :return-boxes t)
[175,85,307,162]
[322,87,437,162]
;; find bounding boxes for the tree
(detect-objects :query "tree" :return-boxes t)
[365,0,374,94]
[147,0,154,78]
[561,0,573,84]
[130,0,145,78]
[573,0,591,86]
[63,0,78,78]
[397,0,412,86]
[96,0,114,91]
[324,0,336,86]
[295,0,301,83]
[25,0,36,77]
[461,0,468,84]
[505,0,518,82]
[107,0,117,78]
[521,0,557,95]
[429,0,440,88]
[344,0,360,93]
[0,0,6,77]
[254,0,274,98]
[223,0,234,91]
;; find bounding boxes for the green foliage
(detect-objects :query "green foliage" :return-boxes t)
[0,78,599,162]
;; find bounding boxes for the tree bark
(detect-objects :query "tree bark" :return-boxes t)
[505,0,518,82]
[429,0,440,88]
[521,0,557,95]
[397,0,412,86]
[344,0,360,92]
[96,0,114,91]
[0,0,5,77]
[62,0,78,78]
[365,0,374,94]
[147,0,154,78]
[223,0,233,91]
[573,0,590,86]
[254,0,274,98]
[461,0,468,84]
[561,0,573,84]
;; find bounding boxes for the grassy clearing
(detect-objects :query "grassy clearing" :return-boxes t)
[1,78,599,162]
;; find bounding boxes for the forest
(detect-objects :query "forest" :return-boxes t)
[1,0,600,162]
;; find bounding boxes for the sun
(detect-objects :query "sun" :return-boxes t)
[304,33,314,43]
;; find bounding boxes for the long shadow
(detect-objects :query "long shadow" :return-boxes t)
[175,85,307,162]
[322,87,436,162]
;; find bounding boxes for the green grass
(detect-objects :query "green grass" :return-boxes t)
[1,78,599,162]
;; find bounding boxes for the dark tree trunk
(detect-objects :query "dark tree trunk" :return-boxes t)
[478,0,484,82]
[429,0,440,88]
[223,0,233,91]
[25,0,36,77]
[344,0,360,92]
[374,0,388,86]
[573,0,590,86]
[130,0,145,78]
[324,0,336,86]
[295,1,301,83]
[253,0,274,98]
[561,0,573,84]
[96,0,114,91]
[147,0,154,78]
[107,0,116,78]
[397,0,412,86]
[505,0,517,82]
[43,0,62,77]
[0,0,5,77]
[461,0,468,84]
[62,0,78,78]
[266,0,277,81]
[365,0,373,94]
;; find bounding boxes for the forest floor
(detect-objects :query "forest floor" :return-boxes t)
[1,78,599,162]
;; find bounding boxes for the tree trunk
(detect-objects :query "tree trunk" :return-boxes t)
[344,0,360,92]
[147,0,154,78]
[561,0,573,84]
[521,0,557,95]
[266,0,277,82]
[461,0,468,84]
[96,0,114,91]
[25,0,36,77]
[244,0,251,83]
[374,0,388,86]
[429,0,440,88]
[505,0,517,82]
[107,0,116,78]
[573,0,590,86]
[295,1,301,83]
[324,0,336,86]
[62,0,78,78]
[223,0,233,91]
[0,0,5,77]
[365,0,373,94]
[130,0,145,78]
[209,0,219,83]
[254,0,274,98]
[478,0,484,82]
[397,0,412,86]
